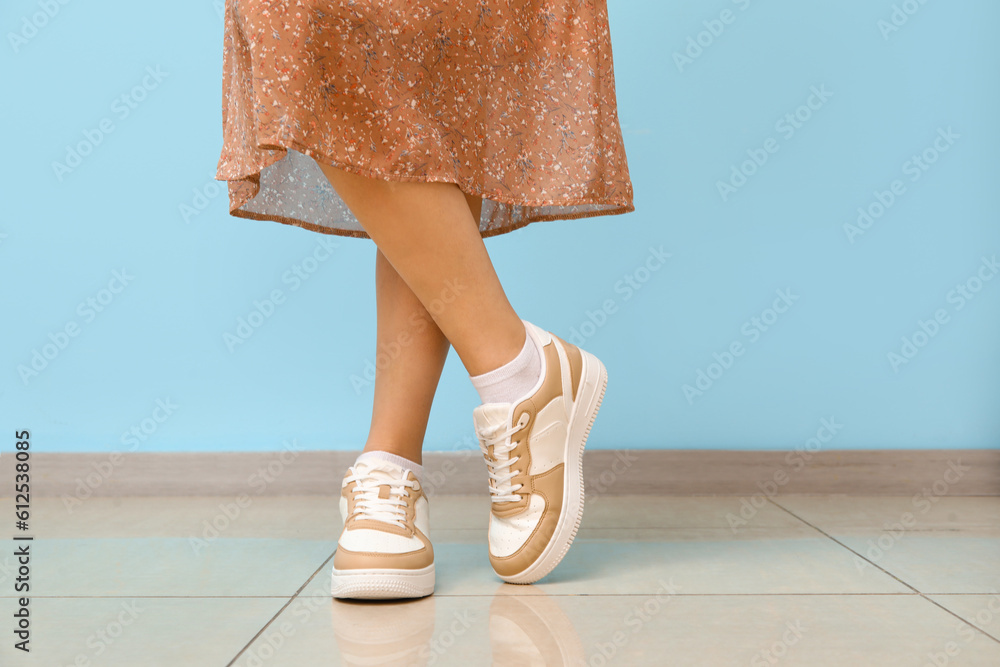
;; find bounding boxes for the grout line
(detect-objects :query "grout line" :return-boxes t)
[766,498,1000,647]
[766,498,923,593]
[224,549,338,667]
[915,594,1000,646]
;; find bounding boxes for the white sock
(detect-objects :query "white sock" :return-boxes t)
[356,450,423,483]
[470,322,542,405]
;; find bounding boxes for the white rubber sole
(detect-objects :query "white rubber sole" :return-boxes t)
[330,563,435,599]
[498,348,608,584]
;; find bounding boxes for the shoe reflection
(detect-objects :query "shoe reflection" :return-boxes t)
[329,585,585,666]
[489,584,585,666]
[330,596,436,666]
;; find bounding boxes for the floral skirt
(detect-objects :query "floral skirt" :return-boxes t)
[214,0,635,238]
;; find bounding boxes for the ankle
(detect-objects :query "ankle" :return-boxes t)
[463,317,527,377]
[469,320,542,405]
[360,444,423,468]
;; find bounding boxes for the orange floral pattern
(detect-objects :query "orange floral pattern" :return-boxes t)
[215,0,635,238]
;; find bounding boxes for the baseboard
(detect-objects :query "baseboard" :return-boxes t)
[2,449,998,498]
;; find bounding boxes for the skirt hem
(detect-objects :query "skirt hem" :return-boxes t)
[227,194,637,240]
[221,135,636,239]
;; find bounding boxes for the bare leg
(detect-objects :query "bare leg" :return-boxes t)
[361,193,485,464]
[318,163,525,376]
[363,249,449,465]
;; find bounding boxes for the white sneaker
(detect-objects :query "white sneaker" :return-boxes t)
[330,458,434,599]
[473,320,608,584]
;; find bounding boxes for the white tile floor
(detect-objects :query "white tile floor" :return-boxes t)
[0,494,998,665]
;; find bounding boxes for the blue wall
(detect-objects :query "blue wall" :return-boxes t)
[2,0,998,453]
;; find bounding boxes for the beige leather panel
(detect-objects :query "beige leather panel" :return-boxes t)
[489,464,565,577]
[333,527,434,571]
[553,334,583,401]
[495,341,565,516]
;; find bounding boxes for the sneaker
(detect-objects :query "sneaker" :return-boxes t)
[473,319,608,584]
[330,458,434,599]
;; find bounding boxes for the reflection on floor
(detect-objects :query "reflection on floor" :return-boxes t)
[0,494,998,665]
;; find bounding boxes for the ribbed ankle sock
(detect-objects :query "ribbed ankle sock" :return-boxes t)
[356,450,423,483]
[469,322,542,405]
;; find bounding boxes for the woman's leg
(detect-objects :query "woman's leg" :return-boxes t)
[317,163,525,376]
[361,191,484,464]
[363,249,450,466]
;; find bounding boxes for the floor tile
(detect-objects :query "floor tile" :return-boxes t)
[773,495,1000,531]
[0,492,995,664]
[833,532,1000,594]
[0,496,341,539]
[300,527,909,597]
[0,596,285,666]
[928,594,1000,641]
[774,495,1000,594]
[0,537,335,597]
[234,591,1000,666]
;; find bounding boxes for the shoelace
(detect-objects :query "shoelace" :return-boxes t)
[477,413,530,504]
[344,466,416,528]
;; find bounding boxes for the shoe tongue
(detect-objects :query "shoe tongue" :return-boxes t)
[473,403,512,434]
[355,459,407,484]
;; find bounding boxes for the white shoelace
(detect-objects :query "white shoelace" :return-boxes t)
[344,465,416,527]
[477,413,530,504]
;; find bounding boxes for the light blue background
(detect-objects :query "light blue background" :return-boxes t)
[2,1,998,453]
